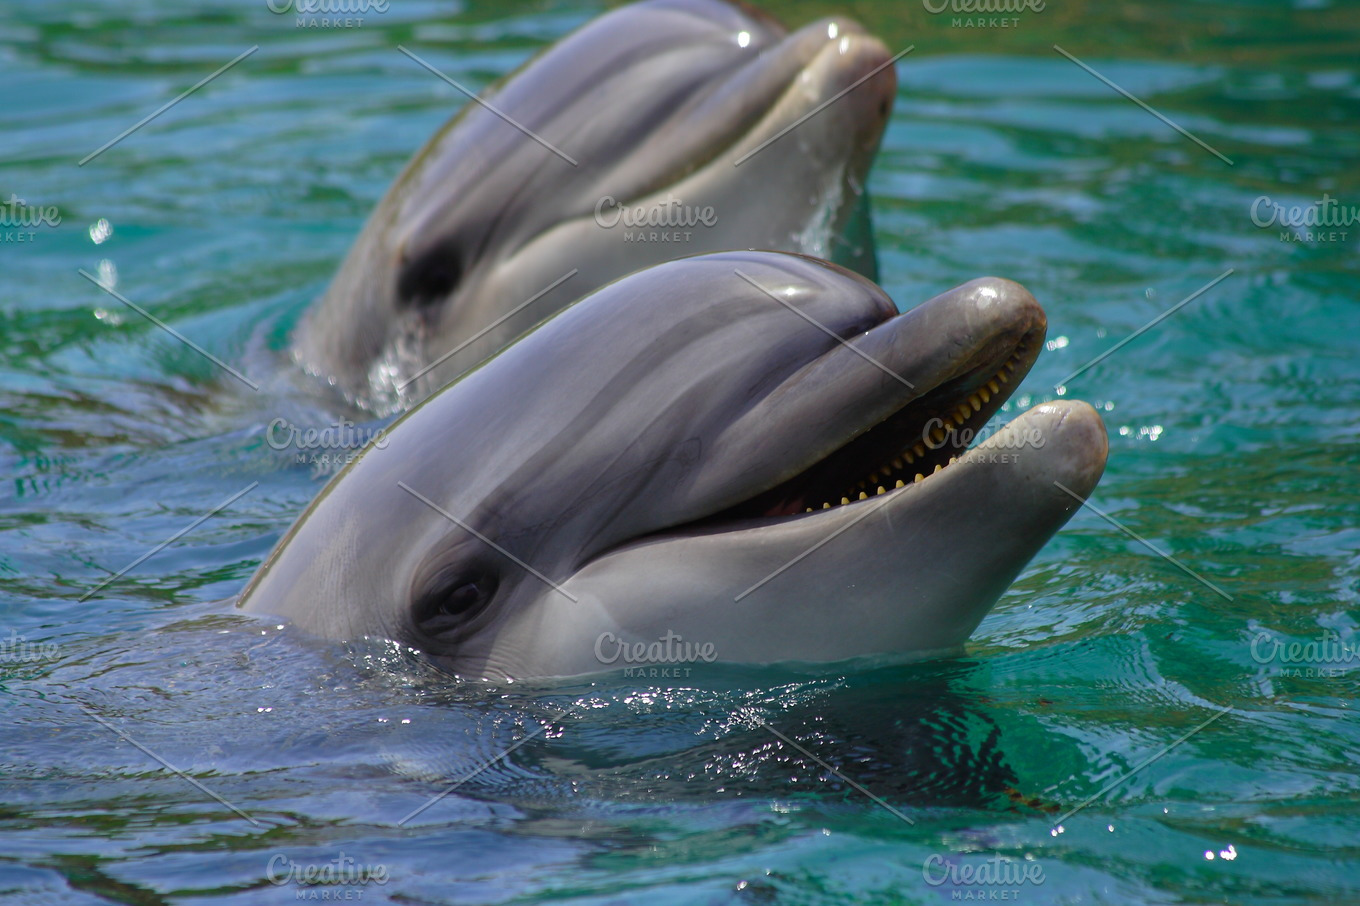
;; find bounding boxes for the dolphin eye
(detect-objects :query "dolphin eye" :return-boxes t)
[397,243,462,309]
[413,567,498,637]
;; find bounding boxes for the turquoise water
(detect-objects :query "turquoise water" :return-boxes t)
[3,0,1359,902]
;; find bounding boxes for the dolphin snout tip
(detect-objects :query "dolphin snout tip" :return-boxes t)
[1031,400,1108,494]
[803,24,896,123]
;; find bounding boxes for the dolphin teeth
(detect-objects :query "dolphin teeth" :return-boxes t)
[933,463,943,474]
[892,457,904,470]
[969,394,982,412]
[931,427,946,444]
[914,472,924,483]
[823,502,831,509]
[988,379,1000,393]
[913,443,926,458]
[894,479,905,489]
[978,387,991,403]
[858,491,868,500]
[997,371,1008,384]
[956,404,971,422]
[805,507,813,513]
[876,485,886,495]
[841,497,850,505]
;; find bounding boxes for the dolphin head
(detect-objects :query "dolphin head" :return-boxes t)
[292,0,896,411]
[244,251,1108,680]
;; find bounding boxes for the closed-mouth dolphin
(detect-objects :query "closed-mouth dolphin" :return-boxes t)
[243,251,1108,681]
[292,0,896,412]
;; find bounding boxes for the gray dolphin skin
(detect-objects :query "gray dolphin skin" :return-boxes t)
[291,0,896,412]
[243,251,1108,680]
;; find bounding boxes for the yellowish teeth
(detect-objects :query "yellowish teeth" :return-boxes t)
[797,361,1020,517]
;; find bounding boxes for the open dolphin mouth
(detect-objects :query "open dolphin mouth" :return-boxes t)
[634,275,1048,536]
[734,317,1040,520]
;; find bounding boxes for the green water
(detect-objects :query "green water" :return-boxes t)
[3,0,1358,903]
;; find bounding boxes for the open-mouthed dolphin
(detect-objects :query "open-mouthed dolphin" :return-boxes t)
[292,0,896,412]
[243,251,1108,680]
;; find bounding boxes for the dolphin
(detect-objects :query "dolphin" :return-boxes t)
[291,0,896,411]
[242,251,1108,680]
